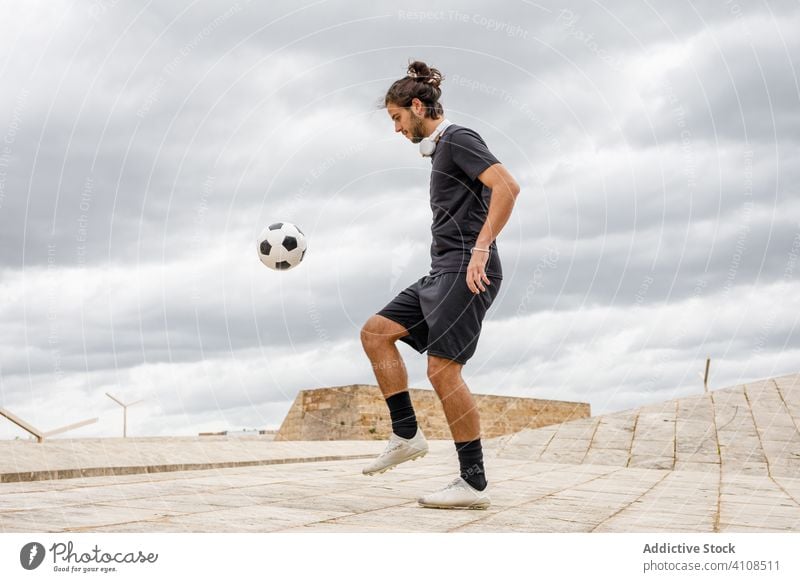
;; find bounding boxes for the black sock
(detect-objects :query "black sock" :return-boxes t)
[385,391,418,439]
[455,439,487,491]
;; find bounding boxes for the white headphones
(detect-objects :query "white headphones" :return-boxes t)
[419,118,452,157]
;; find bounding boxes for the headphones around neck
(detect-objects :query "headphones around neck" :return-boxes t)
[419,118,452,157]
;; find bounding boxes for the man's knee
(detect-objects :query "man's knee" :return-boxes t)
[427,355,462,386]
[361,315,408,351]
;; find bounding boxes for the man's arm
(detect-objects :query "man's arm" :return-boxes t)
[466,163,520,294]
[475,162,520,248]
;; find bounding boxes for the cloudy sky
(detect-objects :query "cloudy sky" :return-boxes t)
[1,0,798,439]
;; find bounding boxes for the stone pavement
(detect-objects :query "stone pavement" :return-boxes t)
[1,373,799,533]
[494,373,800,478]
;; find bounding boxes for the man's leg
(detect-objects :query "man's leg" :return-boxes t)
[360,314,419,440]
[426,354,479,441]
[360,314,411,399]
[359,315,427,477]
[427,354,487,491]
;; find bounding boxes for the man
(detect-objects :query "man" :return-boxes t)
[360,61,520,509]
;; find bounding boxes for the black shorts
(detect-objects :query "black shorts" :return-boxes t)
[376,272,501,365]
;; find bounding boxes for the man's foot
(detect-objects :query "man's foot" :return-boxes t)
[417,477,491,509]
[362,427,428,476]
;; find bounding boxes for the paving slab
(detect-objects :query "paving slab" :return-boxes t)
[1,373,799,532]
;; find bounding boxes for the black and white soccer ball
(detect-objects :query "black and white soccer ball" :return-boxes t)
[257,222,307,271]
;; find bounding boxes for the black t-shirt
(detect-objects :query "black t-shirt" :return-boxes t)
[428,124,502,279]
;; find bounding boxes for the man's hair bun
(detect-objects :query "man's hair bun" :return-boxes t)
[407,60,443,89]
[383,59,445,119]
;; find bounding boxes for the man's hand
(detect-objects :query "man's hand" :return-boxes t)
[466,249,492,294]
[471,164,520,294]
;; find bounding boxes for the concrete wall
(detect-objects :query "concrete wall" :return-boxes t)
[275,384,590,441]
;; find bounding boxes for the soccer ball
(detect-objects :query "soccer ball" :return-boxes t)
[257,222,307,271]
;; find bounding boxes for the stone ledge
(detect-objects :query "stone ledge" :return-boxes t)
[0,454,377,484]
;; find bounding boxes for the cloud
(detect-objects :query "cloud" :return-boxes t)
[1,0,798,438]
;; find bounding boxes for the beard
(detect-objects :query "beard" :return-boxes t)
[409,115,426,143]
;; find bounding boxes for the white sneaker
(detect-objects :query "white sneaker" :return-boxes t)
[362,428,428,475]
[417,477,491,509]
